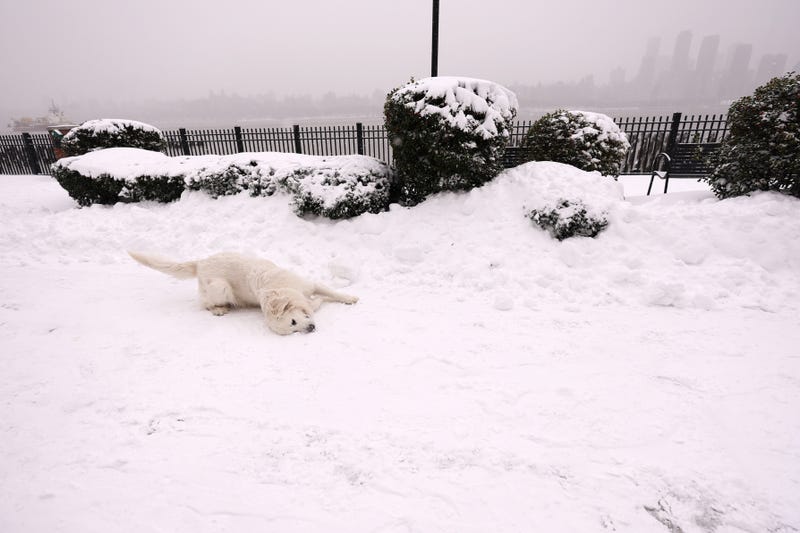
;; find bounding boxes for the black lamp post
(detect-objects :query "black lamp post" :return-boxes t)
[431,0,439,77]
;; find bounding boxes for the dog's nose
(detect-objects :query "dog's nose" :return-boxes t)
[306,323,316,332]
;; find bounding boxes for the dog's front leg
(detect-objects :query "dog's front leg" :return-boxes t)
[308,296,324,311]
[200,278,235,316]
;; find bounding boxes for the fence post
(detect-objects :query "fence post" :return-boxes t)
[293,125,303,154]
[356,123,364,155]
[179,128,190,156]
[666,112,682,155]
[234,126,245,153]
[21,133,41,175]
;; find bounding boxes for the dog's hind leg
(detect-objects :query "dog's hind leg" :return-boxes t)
[199,278,236,316]
[311,283,359,305]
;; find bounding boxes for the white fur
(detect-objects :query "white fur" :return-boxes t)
[128,251,358,335]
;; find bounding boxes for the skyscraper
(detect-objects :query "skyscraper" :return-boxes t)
[692,35,720,99]
[634,37,660,91]
[720,43,753,98]
[670,30,693,73]
[656,30,693,101]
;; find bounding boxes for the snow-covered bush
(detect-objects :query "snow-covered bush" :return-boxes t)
[520,110,630,177]
[52,169,186,207]
[52,148,393,218]
[52,149,184,206]
[705,72,800,199]
[185,154,392,219]
[527,199,609,241]
[62,119,166,156]
[384,76,518,205]
[278,165,391,219]
[184,161,277,198]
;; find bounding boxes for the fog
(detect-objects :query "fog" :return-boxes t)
[1,0,799,129]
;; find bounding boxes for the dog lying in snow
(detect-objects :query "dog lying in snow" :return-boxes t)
[128,251,358,335]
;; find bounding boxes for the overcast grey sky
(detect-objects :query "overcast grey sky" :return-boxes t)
[1,0,799,112]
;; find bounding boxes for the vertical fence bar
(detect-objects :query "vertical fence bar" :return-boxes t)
[21,133,41,175]
[234,126,244,153]
[356,123,364,155]
[293,125,302,154]
[666,112,682,155]
[179,128,190,156]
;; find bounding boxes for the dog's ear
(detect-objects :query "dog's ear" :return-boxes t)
[265,290,292,317]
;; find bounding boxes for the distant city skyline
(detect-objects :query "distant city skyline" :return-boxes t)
[510,30,796,115]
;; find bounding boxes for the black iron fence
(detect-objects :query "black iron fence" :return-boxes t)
[615,113,728,175]
[0,132,55,175]
[161,123,393,162]
[1,112,727,176]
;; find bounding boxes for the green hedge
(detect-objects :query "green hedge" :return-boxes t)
[384,77,517,205]
[53,168,185,207]
[53,149,393,219]
[520,110,630,177]
[61,119,166,156]
[705,72,800,199]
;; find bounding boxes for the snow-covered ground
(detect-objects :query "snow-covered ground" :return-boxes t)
[1,169,799,532]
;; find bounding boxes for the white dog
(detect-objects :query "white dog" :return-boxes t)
[128,251,358,334]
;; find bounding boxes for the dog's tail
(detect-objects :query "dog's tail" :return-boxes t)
[128,251,198,279]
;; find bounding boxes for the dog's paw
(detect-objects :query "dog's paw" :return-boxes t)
[343,295,359,305]
[208,305,230,316]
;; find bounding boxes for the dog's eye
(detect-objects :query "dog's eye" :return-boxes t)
[291,319,297,326]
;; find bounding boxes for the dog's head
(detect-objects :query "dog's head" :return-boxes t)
[262,288,316,335]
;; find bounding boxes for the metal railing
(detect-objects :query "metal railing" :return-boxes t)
[1,113,728,176]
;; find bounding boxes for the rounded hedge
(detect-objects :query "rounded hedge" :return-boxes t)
[52,168,185,207]
[384,77,518,205]
[520,110,630,177]
[61,118,166,156]
[705,72,800,199]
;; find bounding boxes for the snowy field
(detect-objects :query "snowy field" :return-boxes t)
[1,169,799,532]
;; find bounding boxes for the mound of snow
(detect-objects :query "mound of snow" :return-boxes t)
[502,161,624,216]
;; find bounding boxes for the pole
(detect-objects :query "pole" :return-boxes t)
[431,0,439,77]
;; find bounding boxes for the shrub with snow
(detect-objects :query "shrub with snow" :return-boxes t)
[705,72,800,199]
[185,161,277,198]
[52,170,186,207]
[384,77,518,205]
[277,164,391,219]
[520,110,630,177]
[52,148,393,218]
[185,154,392,219]
[527,199,609,241]
[61,119,166,156]
[52,149,184,206]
